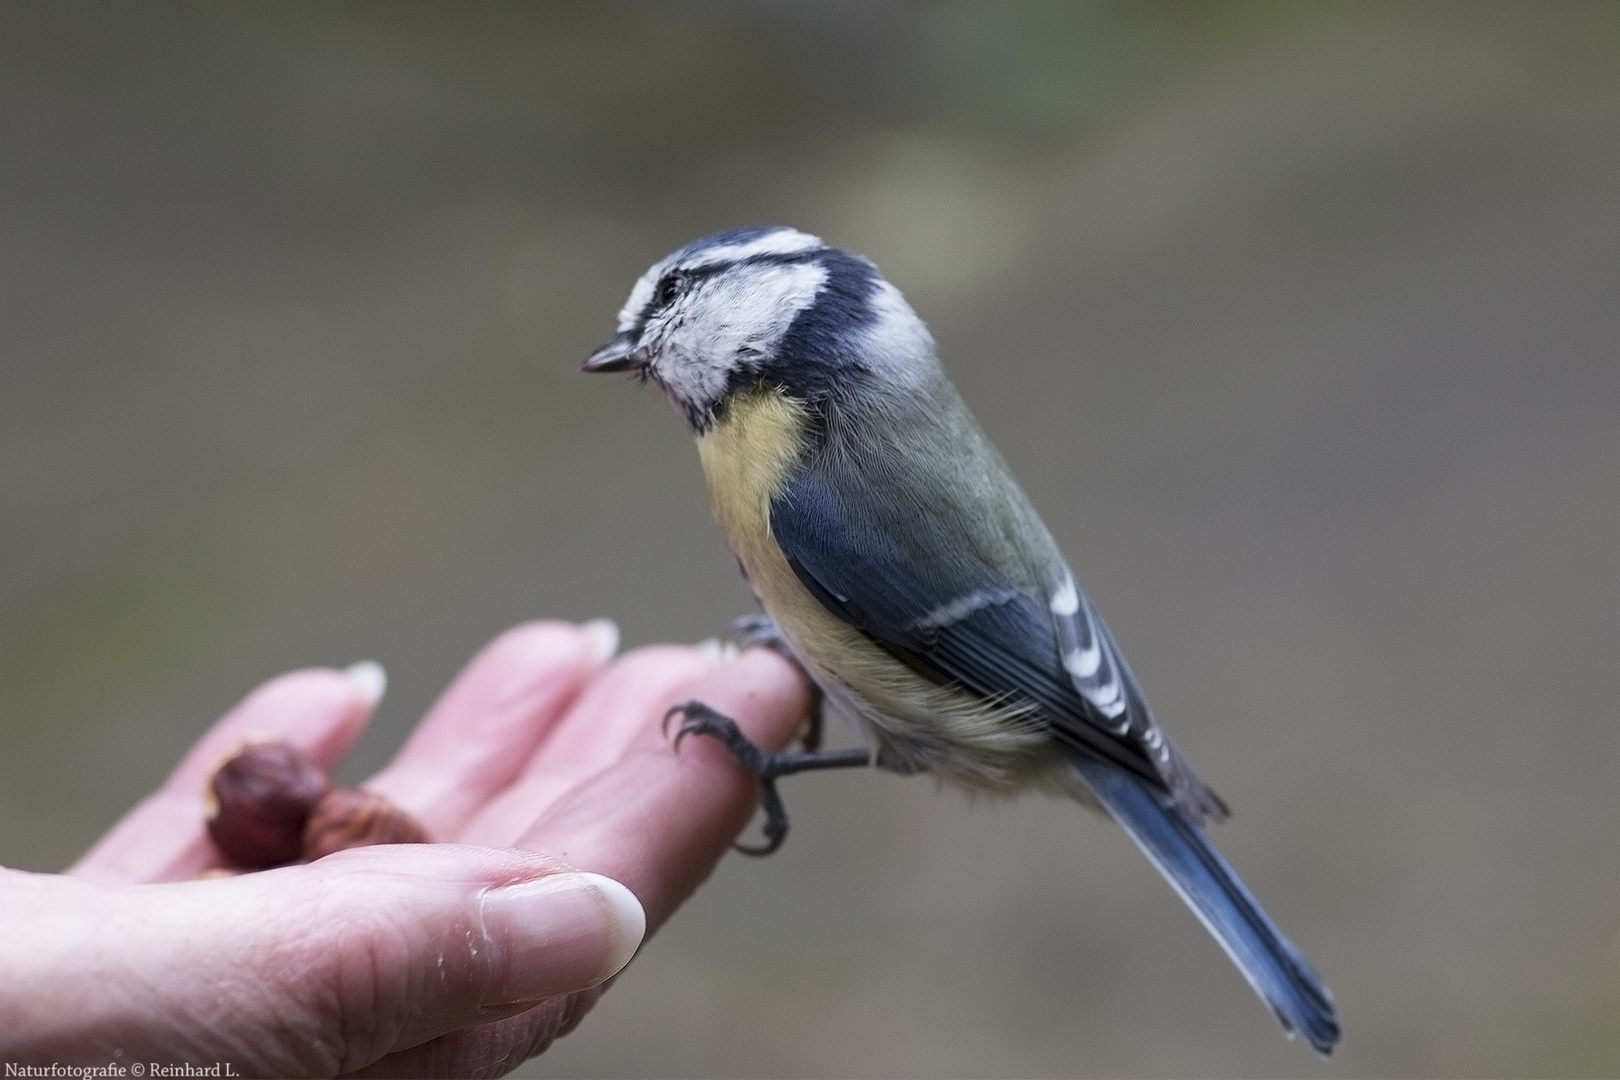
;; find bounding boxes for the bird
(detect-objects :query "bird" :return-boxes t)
[582,225,1340,1054]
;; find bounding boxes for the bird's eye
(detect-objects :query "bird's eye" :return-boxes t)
[652,272,682,309]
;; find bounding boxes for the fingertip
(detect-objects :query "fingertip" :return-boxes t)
[575,872,646,978]
[342,660,388,708]
[293,846,643,1009]
[579,619,621,665]
[478,868,647,1004]
[738,642,813,691]
[702,646,814,751]
[617,644,810,767]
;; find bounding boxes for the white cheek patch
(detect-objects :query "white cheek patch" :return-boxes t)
[709,260,829,354]
[653,261,828,408]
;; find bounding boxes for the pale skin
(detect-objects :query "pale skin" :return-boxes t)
[0,621,810,1077]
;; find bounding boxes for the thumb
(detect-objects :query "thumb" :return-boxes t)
[1,846,645,1077]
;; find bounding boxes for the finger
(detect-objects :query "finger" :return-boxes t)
[356,651,810,1079]
[0,846,645,1075]
[359,652,809,1078]
[70,664,383,884]
[364,620,618,839]
[519,648,811,932]
[455,645,720,847]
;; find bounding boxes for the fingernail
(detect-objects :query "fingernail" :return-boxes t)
[479,871,645,1004]
[343,661,388,707]
[577,872,645,959]
[580,619,620,665]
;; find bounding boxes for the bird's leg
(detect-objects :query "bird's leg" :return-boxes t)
[664,700,871,856]
[726,613,823,752]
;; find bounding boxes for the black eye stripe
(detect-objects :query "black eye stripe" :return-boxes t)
[640,265,718,323]
[634,250,830,333]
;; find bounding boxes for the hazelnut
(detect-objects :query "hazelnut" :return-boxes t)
[207,739,330,869]
[303,787,429,860]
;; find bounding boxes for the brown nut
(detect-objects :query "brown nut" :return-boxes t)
[302,786,429,860]
[207,739,331,869]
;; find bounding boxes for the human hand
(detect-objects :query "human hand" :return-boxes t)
[0,621,810,1077]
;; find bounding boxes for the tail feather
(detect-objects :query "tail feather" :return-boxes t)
[1073,757,1340,1055]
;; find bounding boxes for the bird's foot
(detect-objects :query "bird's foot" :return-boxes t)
[727,612,792,653]
[664,700,872,856]
[726,614,824,752]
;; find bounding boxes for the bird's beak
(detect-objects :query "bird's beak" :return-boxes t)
[581,332,651,374]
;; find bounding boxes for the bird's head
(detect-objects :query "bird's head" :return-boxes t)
[582,226,935,433]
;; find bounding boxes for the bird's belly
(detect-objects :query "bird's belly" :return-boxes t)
[763,586,1073,796]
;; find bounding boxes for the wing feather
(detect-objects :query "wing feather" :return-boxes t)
[770,465,1225,820]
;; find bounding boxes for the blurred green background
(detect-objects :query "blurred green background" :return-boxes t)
[2,1,1619,1075]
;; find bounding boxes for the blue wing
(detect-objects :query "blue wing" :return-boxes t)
[770,464,1187,799]
[769,464,1339,1054]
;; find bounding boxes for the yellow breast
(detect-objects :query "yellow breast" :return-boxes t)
[695,386,836,648]
[695,385,806,565]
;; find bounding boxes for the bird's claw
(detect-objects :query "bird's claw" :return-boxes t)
[666,701,771,771]
[664,700,789,855]
[664,698,873,856]
[733,792,789,857]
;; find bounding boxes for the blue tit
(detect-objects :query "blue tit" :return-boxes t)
[583,226,1339,1054]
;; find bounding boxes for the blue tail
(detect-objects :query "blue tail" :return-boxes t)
[1073,757,1340,1054]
